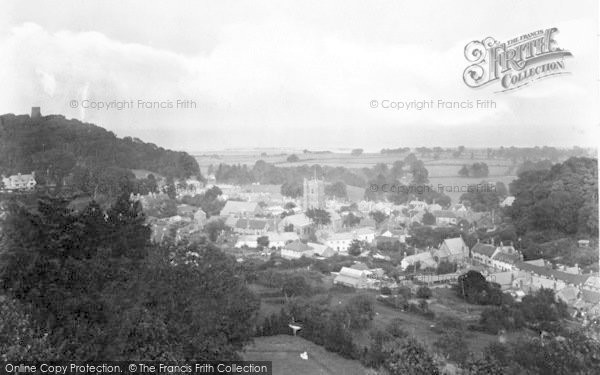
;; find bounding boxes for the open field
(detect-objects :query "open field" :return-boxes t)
[242,335,368,375]
[194,150,514,176]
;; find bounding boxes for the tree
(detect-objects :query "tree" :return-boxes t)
[282,275,312,298]
[257,236,269,248]
[351,148,364,156]
[286,154,300,163]
[422,212,436,225]
[281,180,303,198]
[342,212,361,228]
[348,240,363,256]
[325,181,347,199]
[416,286,432,299]
[305,208,331,227]
[369,210,388,226]
[410,160,429,184]
[204,219,228,242]
[458,165,469,177]
[344,294,375,329]
[384,338,440,375]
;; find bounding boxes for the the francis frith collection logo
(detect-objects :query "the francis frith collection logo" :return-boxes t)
[463,27,572,92]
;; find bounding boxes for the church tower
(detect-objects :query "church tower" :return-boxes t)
[303,176,325,210]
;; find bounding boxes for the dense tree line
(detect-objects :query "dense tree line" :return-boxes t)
[0,114,200,185]
[0,194,257,360]
[508,157,598,238]
[458,162,489,178]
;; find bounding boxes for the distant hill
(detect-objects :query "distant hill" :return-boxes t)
[0,113,200,185]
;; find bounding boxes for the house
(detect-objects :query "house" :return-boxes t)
[2,172,36,190]
[491,251,522,271]
[513,261,591,293]
[234,235,259,248]
[281,240,315,259]
[432,210,457,226]
[264,232,299,249]
[471,243,497,266]
[500,196,516,207]
[451,203,468,213]
[583,276,600,292]
[176,204,197,218]
[354,227,377,243]
[409,200,428,211]
[487,271,518,290]
[434,237,469,263]
[333,267,379,289]
[194,209,207,227]
[323,232,355,253]
[234,218,273,235]
[556,286,580,305]
[278,213,312,234]
[220,200,261,217]
[400,251,437,271]
[428,203,443,212]
[307,242,334,257]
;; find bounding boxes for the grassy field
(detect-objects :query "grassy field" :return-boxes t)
[194,150,513,176]
[242,335,369,375]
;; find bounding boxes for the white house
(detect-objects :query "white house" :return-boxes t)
[432,210,457,226]
[323,232,355,253]
[2,172,36,190]
[354,227,377,243]
[400,251,437,271]
[265,232,300,249]
[234,235,259,248]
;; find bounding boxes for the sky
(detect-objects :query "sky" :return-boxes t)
[1,0,599,152]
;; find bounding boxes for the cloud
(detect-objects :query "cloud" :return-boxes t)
[0,13,597,150]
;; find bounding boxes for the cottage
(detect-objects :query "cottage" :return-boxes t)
[354,227,377,243]
[278,213,312,234]
[323,232,355,253]
[281,240,315,259]
[432,210,457,226]
[234,218,273,235]
[434,237,469,263]
[234,235,259,248]
[263,232,300,249]
[220,200,261,217]
[471,243,497,266]
[2,172,36,190]
[400,251,437,271]
[333,267,369,289]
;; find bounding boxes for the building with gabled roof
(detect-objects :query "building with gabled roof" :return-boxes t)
[471,242,497,266]
[220,200,261,217]
[434,237,469,263]
[281,240,315,259]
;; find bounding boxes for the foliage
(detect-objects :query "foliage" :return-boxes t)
[286,154,300,163]
[305,208,331,227]
[383,338,440,375]
[0,114,200,186]
[455,271,503,305]
[0,297,58,361]
[508,157,598,237]
[0,195,258,360]
[416,286,432,299]
[458,162,489,178]
[325,181,347,199]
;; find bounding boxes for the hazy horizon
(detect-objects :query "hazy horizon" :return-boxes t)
[2,0,599,151]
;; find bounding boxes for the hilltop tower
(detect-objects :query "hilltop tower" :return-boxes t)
[31,107,41,118]
[303,176,325,210]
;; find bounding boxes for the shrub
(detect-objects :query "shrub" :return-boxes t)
[416,286,432,299]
